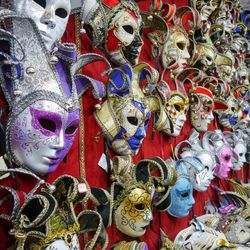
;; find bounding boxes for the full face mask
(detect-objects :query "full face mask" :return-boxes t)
[175,129,216,188]
[113,183,155,237]
[202,130,233,179]
[0,10,85,175]
[6,0,71,51]
[189,86,214,132]
[80,0,143,65]
[223,131,247,171]
[161,27,190,74]
[154,74,189,137]
[94,63,158,156]
[167,159,195,217]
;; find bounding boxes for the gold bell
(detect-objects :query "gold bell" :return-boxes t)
[147,15,153,21]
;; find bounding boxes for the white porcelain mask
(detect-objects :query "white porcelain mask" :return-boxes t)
[9,100,79,175]
[12,0,70,51]
[161,28,190,74]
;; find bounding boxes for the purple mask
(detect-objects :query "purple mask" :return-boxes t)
[9,100,79,175]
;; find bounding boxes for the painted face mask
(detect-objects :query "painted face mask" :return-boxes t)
[190,86,214,132]
[223,131,247,171]
[176,129,216,186]
[154,75,189,137]
[180,156,214,192]
[167,160,195,217]
[214,96,243,128]
[202,130,233,179]
[113,183,155,237]
[212,8,234,33]
[80,0,143,65]
[0,11,84,175]
[161,27,190,74]
[10,101,79,175]
[95,64,157,156]
[11,0,71,51]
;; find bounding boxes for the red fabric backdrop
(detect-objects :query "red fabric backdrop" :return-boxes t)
[0,0,249,249]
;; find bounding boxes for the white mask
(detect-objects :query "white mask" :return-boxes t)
[12,0,70,51]
[9,100,79,175]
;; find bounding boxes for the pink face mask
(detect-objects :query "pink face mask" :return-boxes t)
[214,145,233,179]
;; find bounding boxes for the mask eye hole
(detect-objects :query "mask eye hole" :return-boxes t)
[177,42,184,50]
[239,153,243,157]
[135,203,145,210]
[33,0,46,8]
[127,116,138,126]
[224,155,231,161]
[123,25,134,35]
[181,192,189,198]
[65,125,78,135]
[174,104,181,112]
[38,118,56,132]
[55,8,68,18]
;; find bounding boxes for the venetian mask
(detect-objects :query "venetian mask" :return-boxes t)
[106,8,143,65]
[161,27,190,74]
[9,100,79,175]
[94,64,155,156]
[224,131,247,171]
[181,156,214,192]
[167,160,195,217]
[215,96,243,128]
[214,9,234,32]
[113,184,155,237]
[80,0,143,66]
[190,87,214,132]
[12,0,71,51]
[155,79,189,137]
[203,130,233,179]
[174,220,235,250]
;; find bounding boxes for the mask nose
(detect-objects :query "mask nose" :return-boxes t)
[51,130,65,150]
[41,7,56,29]
[133,32,143,47]
[188,195,195,206]
[182,47,190,60]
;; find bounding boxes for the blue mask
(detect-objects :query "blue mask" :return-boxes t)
[167,160,195,217]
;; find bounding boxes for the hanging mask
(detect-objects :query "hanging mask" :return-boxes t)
[223,131,247,171]
[94,63,158,156]
[113,182,155,237]
[5,0,71,51]
[80,0,143,65]
[214,96,243,128]
[175,129,216,188]
[190,86,214,132]
[0,10,91,175]
[167,159,195,217]
[192,0,218,21]
[161,27,191,74]
[202,130,233,179]
[154,72,189,137]
[179,156,214,192]
[215,53,233,84]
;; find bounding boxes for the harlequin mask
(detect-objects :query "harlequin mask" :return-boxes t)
[214,96,243,128]
[202,130,233,179]
[215,53,233,84]
[212,8,234,32]
[192,0,217,21]
[95,64,157,156]
[9,0,71,51]
[167,160,195,217]
[113,183,155,237]
[154,74,189,137]
[0,11,83,175]
[161,27,190,74]
[80,0,143,65]
[190,86,214,132]
[223,131,247,171]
